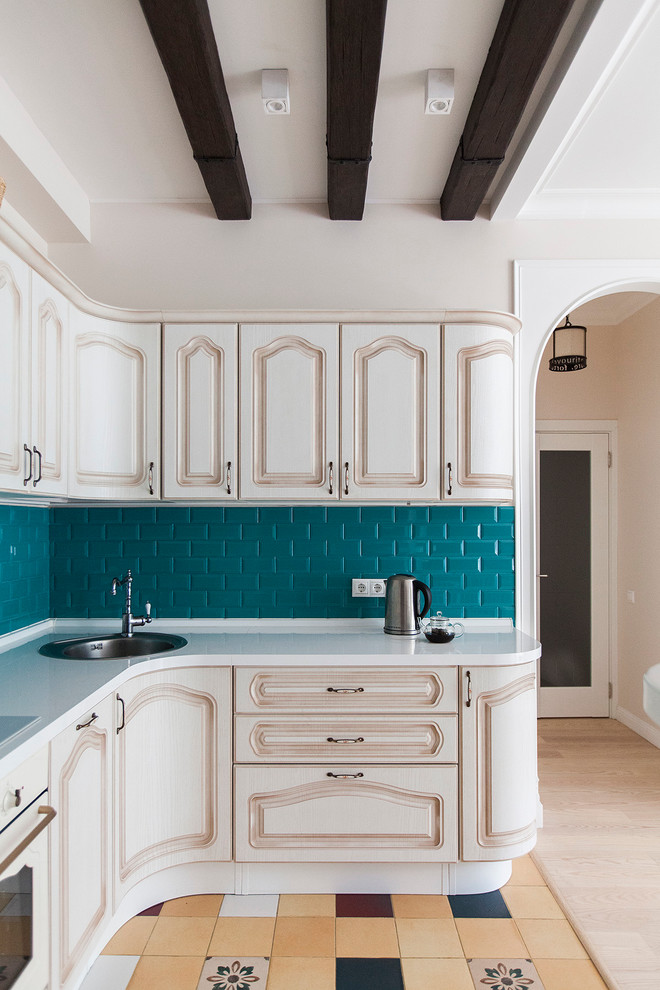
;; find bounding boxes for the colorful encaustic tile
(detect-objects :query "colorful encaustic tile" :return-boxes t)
[197,956,270,990]
[467,958,544,990]
[336,957,404,990]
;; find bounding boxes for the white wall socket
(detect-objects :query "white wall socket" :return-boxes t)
[351,578,387,598]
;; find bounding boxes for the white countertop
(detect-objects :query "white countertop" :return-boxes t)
[0,618,540,776]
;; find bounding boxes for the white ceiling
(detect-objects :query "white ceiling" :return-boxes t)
[1,0,659,244]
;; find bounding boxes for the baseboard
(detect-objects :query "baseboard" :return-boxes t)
[615,705,660,750]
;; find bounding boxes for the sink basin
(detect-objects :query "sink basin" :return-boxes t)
[39,632,187,660]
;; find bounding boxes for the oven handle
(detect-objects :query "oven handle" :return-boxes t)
[0,805,56,875]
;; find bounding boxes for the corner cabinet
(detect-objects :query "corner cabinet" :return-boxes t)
[69,311,160,499]
[341,324,440,500]
[461,662,537,860]
[113,666,232,901]
[49,696,114,990]
[162,324,238,499]
[239,324,339,499]
[443,324,515,501]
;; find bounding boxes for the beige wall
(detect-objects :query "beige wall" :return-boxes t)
[535,295,660,730]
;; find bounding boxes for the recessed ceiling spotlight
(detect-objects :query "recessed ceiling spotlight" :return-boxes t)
[262,69,290,115]
[425,69,454,115]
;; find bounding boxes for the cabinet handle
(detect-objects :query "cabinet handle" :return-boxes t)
[148,461,154,495]
[328,461,334,495]
[23,444,32,486]
[32,446,42,487]
[0,805,56,875]
[76,712,98,731]
[227,460,232,495]
[327,686,364,694]
[466,670,472,708]
[344,462,349,495]
[326,772,364,779]
[116,694,125,734]
[327,736,364,744]
[447,461,453,496]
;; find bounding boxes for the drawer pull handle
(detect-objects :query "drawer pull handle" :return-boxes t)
[327,687,364,694]
[327,736,364,744]
[76,712,98,730]
[326,772,364,779]
[116,694,126,734]
[466,670,472,708]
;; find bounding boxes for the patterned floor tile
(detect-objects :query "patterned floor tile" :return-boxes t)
[219,895,279,917]
[161,895,224,917]
[401,957,474,990]
[138,903,163,917]
[196,956,269,990]
[335,893,393,917]
[271,916,335,957]
[449,890,511,919]
[467,958,545,990]
[78,954,140,990]
[336,956,404,990]
[335,917,399,957]
[267,955,335,990]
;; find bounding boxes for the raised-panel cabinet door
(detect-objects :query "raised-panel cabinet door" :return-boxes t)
[0,242,30,492]
[30,272,68,495]
[461,662,537,861]
[239,324,339,499]
[443,324,514,501]
[341,325,440,500]
[114,667,232,902]
[162,324,237,499]
[49,696,113,990]
[234,764,458,862]
[69,310,160,498]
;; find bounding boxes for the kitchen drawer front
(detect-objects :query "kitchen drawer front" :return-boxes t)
[234,667,458,714]
[235,715,458,763]
[234,764,458,862]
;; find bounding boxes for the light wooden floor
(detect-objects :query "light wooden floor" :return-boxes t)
[533,717,660,990]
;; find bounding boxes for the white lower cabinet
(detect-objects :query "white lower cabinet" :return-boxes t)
[49,696,113,990]
[114,667,232,901]
[234,764,458,862]
[461,661,537,860]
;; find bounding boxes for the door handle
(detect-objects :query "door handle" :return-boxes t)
[23,444,32,486]
[32,446,43,487]
[0,806,56,874]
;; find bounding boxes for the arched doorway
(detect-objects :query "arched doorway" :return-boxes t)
[515,260,660,740]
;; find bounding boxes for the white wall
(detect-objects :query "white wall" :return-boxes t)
[44,203,660,314]
[535,296,660,735]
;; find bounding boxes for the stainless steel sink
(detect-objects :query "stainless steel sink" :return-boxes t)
[39,633,187,660]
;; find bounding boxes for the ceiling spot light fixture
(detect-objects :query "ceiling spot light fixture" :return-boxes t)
[262,69,290,114]
[425,69,454,114]
[549,315,587,372]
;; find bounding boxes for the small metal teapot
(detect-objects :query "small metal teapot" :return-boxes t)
[421,611,465,644]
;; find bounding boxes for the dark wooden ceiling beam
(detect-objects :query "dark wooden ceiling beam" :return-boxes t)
[440,0,577,221]
[139,0,251,220]
[326,0,388,220]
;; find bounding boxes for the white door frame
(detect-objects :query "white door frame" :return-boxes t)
[535,421,618,717]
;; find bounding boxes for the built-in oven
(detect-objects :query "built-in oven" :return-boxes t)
[0,747,55,990]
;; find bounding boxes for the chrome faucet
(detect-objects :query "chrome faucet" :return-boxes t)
[110,569,152,637]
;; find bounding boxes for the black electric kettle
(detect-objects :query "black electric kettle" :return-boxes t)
[384,574,432,636]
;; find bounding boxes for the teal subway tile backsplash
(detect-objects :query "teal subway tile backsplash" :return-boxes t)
[0,505,50,635]
[48,505,515,621]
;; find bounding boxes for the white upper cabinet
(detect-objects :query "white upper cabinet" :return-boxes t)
[30,273,68,495]
[341,325,440,500]
[162,324,237,499]
[443,324,514,502]
[69,310,160,499]
[0,247,68,495]
[239,324,339,499]
[0,242,30,492]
